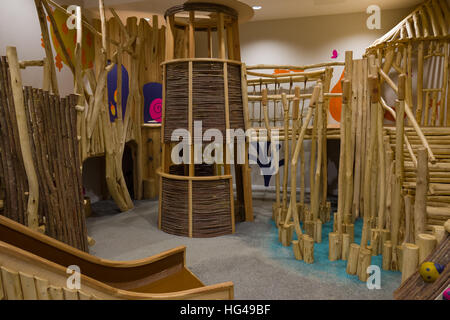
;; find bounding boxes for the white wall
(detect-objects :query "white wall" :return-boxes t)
[238,7,414,195]
[240,7,413,66]
[0,0,84,96]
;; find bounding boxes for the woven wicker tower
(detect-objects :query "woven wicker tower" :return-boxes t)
[158,0,254,238]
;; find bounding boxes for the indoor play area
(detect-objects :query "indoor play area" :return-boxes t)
[0,0,449,302]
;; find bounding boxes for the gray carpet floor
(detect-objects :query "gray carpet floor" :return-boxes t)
[86,198,401,299]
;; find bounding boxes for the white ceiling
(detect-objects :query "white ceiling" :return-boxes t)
[82,0,423,21]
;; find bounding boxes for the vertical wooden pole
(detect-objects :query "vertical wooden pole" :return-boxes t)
[226,24,234,61]
[362,75,378,249]
[6,47,40,230]
[218,13,226,59]
[207,28,213,58]
[401,243,419,283]
[224,63,230,174]
[285,86,318,236]
[416,41,424,123]
[188,11,195,59]
[343,53,353,225]
[312,84,324,241]
[441,42,448,126]
[224,62,234,230]
[322,68,332,212]
[286,87,301,231]
[343,78,353,224]
[281,93,289,215]
[391,74,406,270]
[232,20,241,61]
[404,194,413,244]
[414,148,428,243]
[417,233,437,263]
[34,0,58,95]
[377,83,386,230]
[188,61,193,237]
[42,57,51,91]
[241,63,253,221]
[165,15,175,61]
[406,43,413,114]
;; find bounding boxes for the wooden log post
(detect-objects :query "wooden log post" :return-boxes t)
[283,86,320,240]
[343,223,354,243]
[417,233,437,263]
[357,248,372,282]
[328,232,342,261]
[445,219,450,233]
[346,243,360,275]
[292,238,303,260]
[34,0,58,95]
[414,148,428,242]
[404,194,414,244]
[312,84,324,242]
[401,243,419,283]
[341,233,351,260]
[343,79,353,225]
[391,74,406,270]
[281,93,289,217]
[382,240,392,270]
[315,219,322,244]
[304,220,315,238]
[416,42,424,122]
[370,229,381,256]
[432,226,445,244]
[362,75,379,249]
[385,148,394,230]
[377,78,386,230]
[285,87,302,235]
[397,244,404,271]
[337,80,350,237]
[6,47,40,230]
[303,235,315,264]
[380,229,391,252]
[280,223,294,247]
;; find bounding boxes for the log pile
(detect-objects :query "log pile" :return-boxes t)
[0,53,88,251]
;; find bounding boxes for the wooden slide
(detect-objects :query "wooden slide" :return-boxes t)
[0,216,234,300]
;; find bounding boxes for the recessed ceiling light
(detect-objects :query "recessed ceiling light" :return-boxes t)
[145,18,151,21]
[252,6,262,10]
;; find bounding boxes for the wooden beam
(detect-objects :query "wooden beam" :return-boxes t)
[165,15,175,60]
[217,13,226,59]
[6,47,40,230]
[34,0,58,94]
[188,11,195,58]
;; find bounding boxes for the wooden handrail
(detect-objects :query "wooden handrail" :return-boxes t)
[378,68,436,164]
[246,69,326,79]
[380,97,417,167]
[404,101,436,163]
[246,62,345,70]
